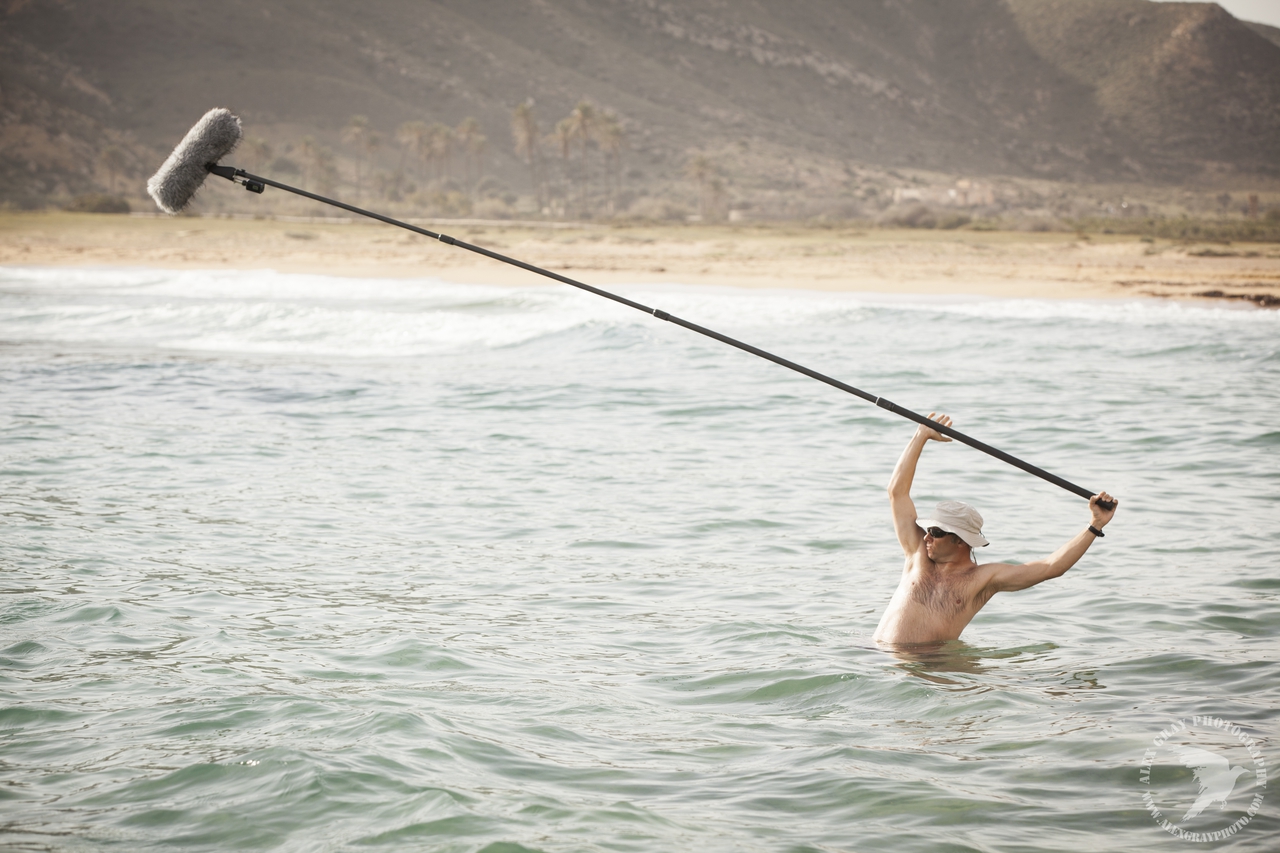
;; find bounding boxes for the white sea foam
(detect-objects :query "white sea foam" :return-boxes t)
[0,266,1275,360]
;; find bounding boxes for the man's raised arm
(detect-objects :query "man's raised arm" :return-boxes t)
[887,412,952,556]
[986,493,1118,592]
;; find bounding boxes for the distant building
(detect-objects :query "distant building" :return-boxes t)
[953,179,995,207]
[893,180,993,207]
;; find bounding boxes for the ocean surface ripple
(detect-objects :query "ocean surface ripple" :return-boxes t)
[1,266,1277,852]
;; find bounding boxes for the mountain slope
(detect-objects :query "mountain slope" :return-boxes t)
[2,0,1277,210]
[1006,0,1280,173]
[1245,20,1280,48]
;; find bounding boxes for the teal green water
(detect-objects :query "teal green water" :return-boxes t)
[1,266,1277,851]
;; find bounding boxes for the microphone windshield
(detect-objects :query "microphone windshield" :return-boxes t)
[147,108,243,214]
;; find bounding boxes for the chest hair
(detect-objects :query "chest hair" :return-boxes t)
[908,565,976,616]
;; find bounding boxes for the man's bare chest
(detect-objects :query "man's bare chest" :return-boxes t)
[905,566,985,618]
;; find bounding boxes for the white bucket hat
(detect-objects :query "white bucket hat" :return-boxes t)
[920,500,989,548]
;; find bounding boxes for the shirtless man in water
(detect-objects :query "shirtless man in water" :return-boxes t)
[873,413,1117,645]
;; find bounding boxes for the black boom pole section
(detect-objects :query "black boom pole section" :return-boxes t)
[207,163,1112,508]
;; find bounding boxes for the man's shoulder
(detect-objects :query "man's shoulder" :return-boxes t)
[968,560,1032,595]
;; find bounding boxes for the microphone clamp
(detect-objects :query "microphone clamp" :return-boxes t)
[206,163,264,194]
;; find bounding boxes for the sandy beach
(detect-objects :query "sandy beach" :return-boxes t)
[2,212,1278,305]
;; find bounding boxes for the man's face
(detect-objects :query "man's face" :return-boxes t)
[924,527,966,560]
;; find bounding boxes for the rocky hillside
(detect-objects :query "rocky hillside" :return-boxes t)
[2,0,1277,216]
[1246,20,1280,48]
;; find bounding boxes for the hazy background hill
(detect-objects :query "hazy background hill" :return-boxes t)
[2,0,1278,220]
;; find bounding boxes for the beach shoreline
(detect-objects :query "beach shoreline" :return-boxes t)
[2,212,1278,305]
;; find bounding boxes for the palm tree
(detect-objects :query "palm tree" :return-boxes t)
[511,100,544,207]
[551,117,575,214]
[427,122,454,183]
[397,121,430,184]
[297,136,338,196]
[340,114,371,199]
[375,169,406,202]
[565,100,598,209]
[299,135,321,187]
[454,117,486,188]
[98,146,128,194]
[686,154,715,219]
[596,112,624,212]
[366,131,383,173]
[707,176,727,221]
[314,146,339,195]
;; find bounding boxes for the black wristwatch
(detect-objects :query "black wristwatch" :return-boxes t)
[1088,525,1105,538]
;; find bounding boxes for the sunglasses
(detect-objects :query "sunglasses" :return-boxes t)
[925,527,958,540]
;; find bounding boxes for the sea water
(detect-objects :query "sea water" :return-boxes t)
[1,264,1277,852]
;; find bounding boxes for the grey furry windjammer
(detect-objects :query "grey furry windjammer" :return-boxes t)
[147,108,242,214]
